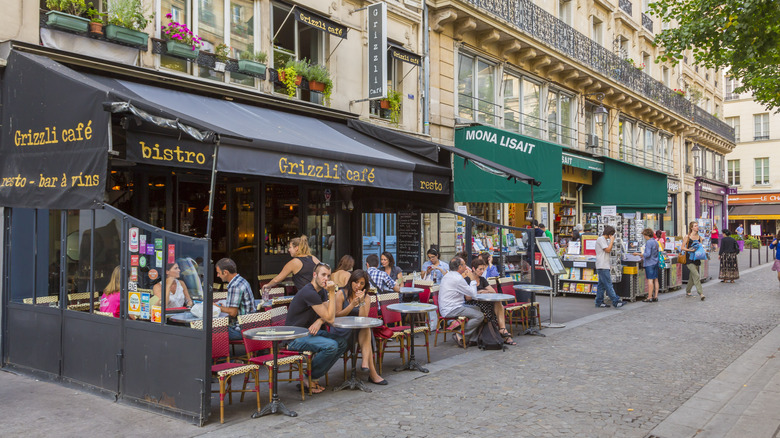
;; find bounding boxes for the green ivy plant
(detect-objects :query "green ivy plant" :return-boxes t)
[281,65,299,98]
[387,88,402,125]
[86,4,104,23]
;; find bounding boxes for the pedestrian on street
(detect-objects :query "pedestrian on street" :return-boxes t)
[682,221,706,301]
[736,224,744,238]
[770,232,780,286]
[634,228,659,302]
[718,230,740,283]
[711,223,720,252]
[594,225,624,308]
[539,223,553,241]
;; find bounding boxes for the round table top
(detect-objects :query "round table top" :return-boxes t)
[399,287,424,294]
[387,302,437,314]
[474,293,516,302]
[168,311,228,323]
[243,326,309,341]
[332,316,383,329]
[513,284,552,292]
[280,281,295,287]
[254,297,286,308]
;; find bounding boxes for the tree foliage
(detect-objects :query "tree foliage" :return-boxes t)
[649,0,780,111]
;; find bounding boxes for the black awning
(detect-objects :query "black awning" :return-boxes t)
[4,52,450,195]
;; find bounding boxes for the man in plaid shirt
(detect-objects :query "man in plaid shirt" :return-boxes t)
[216,258,256,340]
[365,254,400,292]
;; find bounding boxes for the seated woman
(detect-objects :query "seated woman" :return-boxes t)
[152,262,194,308]
[331,269,387,385]
[465,258,516,345]
[380,251,404,283]
[421,248,448,284]
[479,252,500,278]
[99,266,121,318]
[331,255,354,289]
[262,235,321,294]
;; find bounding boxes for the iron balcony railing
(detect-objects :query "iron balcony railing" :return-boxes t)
[641,13,653,33]
[459,0,735,144]
[619,0,633,15]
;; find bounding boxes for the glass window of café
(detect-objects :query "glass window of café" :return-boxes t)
[547,88,575,148]
[272,1,325,104]
[503,72,543,139]
[370,49,403,122]
[619,118,635,164]
[457,52,497,125]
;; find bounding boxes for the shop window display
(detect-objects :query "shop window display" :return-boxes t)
[264,184,300,254]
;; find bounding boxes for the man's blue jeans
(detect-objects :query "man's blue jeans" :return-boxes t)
[287,330,349,379]
[595,269,622,307]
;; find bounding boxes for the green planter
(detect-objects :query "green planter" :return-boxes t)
[237,60,267,76]
[105,24,148,47]
[46,11,89,33]
[165,40,199,59]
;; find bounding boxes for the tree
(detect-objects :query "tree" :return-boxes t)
[649,0,780,111]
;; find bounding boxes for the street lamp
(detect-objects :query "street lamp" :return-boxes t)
[691,144,701,176]
[583,92,608,128]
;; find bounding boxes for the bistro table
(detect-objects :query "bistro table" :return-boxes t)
[514,284,558,332]
[386,302,436,373]
[473,293,515,303]
[399,286,424,303]
[331,316,383,392]
[167,311,228,324]
[244,326,309,418]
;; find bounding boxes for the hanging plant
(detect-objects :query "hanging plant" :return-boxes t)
[387,88,402,125]
[281,65,298,98]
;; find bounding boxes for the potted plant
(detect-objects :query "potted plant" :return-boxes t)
[45,0,89,33]
[279,59,308,98]
[105,0,152,47]
[385,88,402,125]
[305,63,328,92]
[733,233,744,252]
[213,43,230,72]
[161,12,203,59]
[238,50,267,76]
[86,4,104,35]
[673,88,686,97]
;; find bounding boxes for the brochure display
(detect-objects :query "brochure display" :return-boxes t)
[535,237,566,328]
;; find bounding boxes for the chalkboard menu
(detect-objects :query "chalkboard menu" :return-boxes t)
[396,210,421,272]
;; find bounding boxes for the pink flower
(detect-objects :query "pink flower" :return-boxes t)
[166,13,172,18]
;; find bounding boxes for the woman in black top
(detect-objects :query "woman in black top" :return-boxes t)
[718,230,740,283]
[262,235,321,294]
[464,258,516,345]
[380,251,404,283]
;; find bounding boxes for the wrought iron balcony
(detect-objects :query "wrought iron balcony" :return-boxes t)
[619,0,633,15]
[641,13,653,33]
[458,0,735,144]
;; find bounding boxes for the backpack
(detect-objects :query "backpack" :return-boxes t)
[477,320,506,351]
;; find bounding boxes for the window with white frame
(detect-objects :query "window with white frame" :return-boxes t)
[716,154,724,182]
[755,158,769,185]
[370,55,402,121]
[559,0,572,25]
[727,159,740,185]
[547,89,575,147]
[725,76,740,100]
[592,17,603,45]
[754,113,769,140]
[644,127,656,169]
[271,2,325,103]
[642,53,651,76]
[619,119,635,163]
[502,72,542,139]
[457,53,497,125]
[726,116,740,142]
[662,66,669,87]
[659,134,672,173]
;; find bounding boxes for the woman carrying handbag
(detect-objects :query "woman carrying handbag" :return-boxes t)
[681,221,706,301]
[718,229,740,283]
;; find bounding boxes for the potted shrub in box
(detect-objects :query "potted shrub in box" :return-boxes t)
[383,88,402,124]
[86,4,104,35]
[46,0,89,33]
[105,0,152,47]
[161,12,203,59]
[279,59,308,98]
[305,63,333,105]
[238,50,267,76]
[213,43,230,72]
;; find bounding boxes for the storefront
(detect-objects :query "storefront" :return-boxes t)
[695,179,728,230]
[727,192,780,239]
[582,157,668,216]
[664,178,681,236]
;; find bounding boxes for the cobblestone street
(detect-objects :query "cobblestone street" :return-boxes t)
[3,260,779,437]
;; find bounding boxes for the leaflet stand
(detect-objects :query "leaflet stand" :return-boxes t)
[535,237,567,328]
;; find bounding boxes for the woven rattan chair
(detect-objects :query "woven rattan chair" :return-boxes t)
[374,292,409,374]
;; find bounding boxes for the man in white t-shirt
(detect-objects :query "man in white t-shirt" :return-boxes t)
[594,225,624,308]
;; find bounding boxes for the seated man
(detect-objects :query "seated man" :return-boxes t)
[215,258,256,341]
[465,258,515,345]
[438,256,484,347]
[285,263,349,394]
[365,254,401,293]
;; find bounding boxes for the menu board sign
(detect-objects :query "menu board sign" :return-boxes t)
[396,210,421,272]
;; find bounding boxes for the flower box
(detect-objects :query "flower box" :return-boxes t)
[278,70,302,85]
[46,11,89,33]
[166,40,199,59]
[105,24,149,47]
[380,99,391,109]
[238,60,267,76]
[308,80,326,92]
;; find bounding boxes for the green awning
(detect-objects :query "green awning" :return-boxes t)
[453,126,562,203]
[562,152,603,172]
[583,157,668,213]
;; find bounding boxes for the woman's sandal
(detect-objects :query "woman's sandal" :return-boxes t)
[298,382,326,394]
[498,328,512,338]
[643,299,652,302]
[453,333,466,348]
[503,337,517,346]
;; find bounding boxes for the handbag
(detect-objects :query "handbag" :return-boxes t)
[678,251,687,264]
[658,250,667,269]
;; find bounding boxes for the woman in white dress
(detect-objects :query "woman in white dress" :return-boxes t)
[153,262,194,308]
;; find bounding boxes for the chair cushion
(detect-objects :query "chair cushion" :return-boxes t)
[216,364,260,378]
[249,354,304,367]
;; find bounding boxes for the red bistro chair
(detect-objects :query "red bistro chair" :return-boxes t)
[374,292,409,374]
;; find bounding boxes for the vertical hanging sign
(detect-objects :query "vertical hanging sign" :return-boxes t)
[367,2,387,99]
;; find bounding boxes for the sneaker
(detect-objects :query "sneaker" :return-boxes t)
[615,302,625,308]
[597,303,609,308]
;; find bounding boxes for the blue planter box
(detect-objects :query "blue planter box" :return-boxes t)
[105,24,148,47]
[166,40,199,59]
[237,60,267,76]
[46,11,89,33]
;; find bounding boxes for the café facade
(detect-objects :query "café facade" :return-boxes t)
[0,44,537,423]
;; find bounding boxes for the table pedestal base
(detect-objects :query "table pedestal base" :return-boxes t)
[334,374,372,392]
[541,322,565,328]
[523,327,546,336]
[394,358,429,373]
[252,399,297,418]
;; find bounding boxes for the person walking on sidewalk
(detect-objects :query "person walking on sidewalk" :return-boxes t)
[682,221,706,301]
[770,232,780,286]
[633,228,659,302]
[711,223,720,253]
[718,230,740,283]
[595,225,624,308]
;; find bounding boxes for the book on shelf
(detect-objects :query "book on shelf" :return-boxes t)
[564,267,572,279]
[569,267,581,280]
[561,282,570,292]
[592,272,599,282]
[583,284,591,293]
[575,283,585,292]
[582,268,594,281]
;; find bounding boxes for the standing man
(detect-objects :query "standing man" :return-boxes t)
[215,258,257,340]
[365,254,400,292]
[438,256,485,347]
[540,223,554,241]
[736,223,744,238]
[285,263,348,394]
[594,225,625,308]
